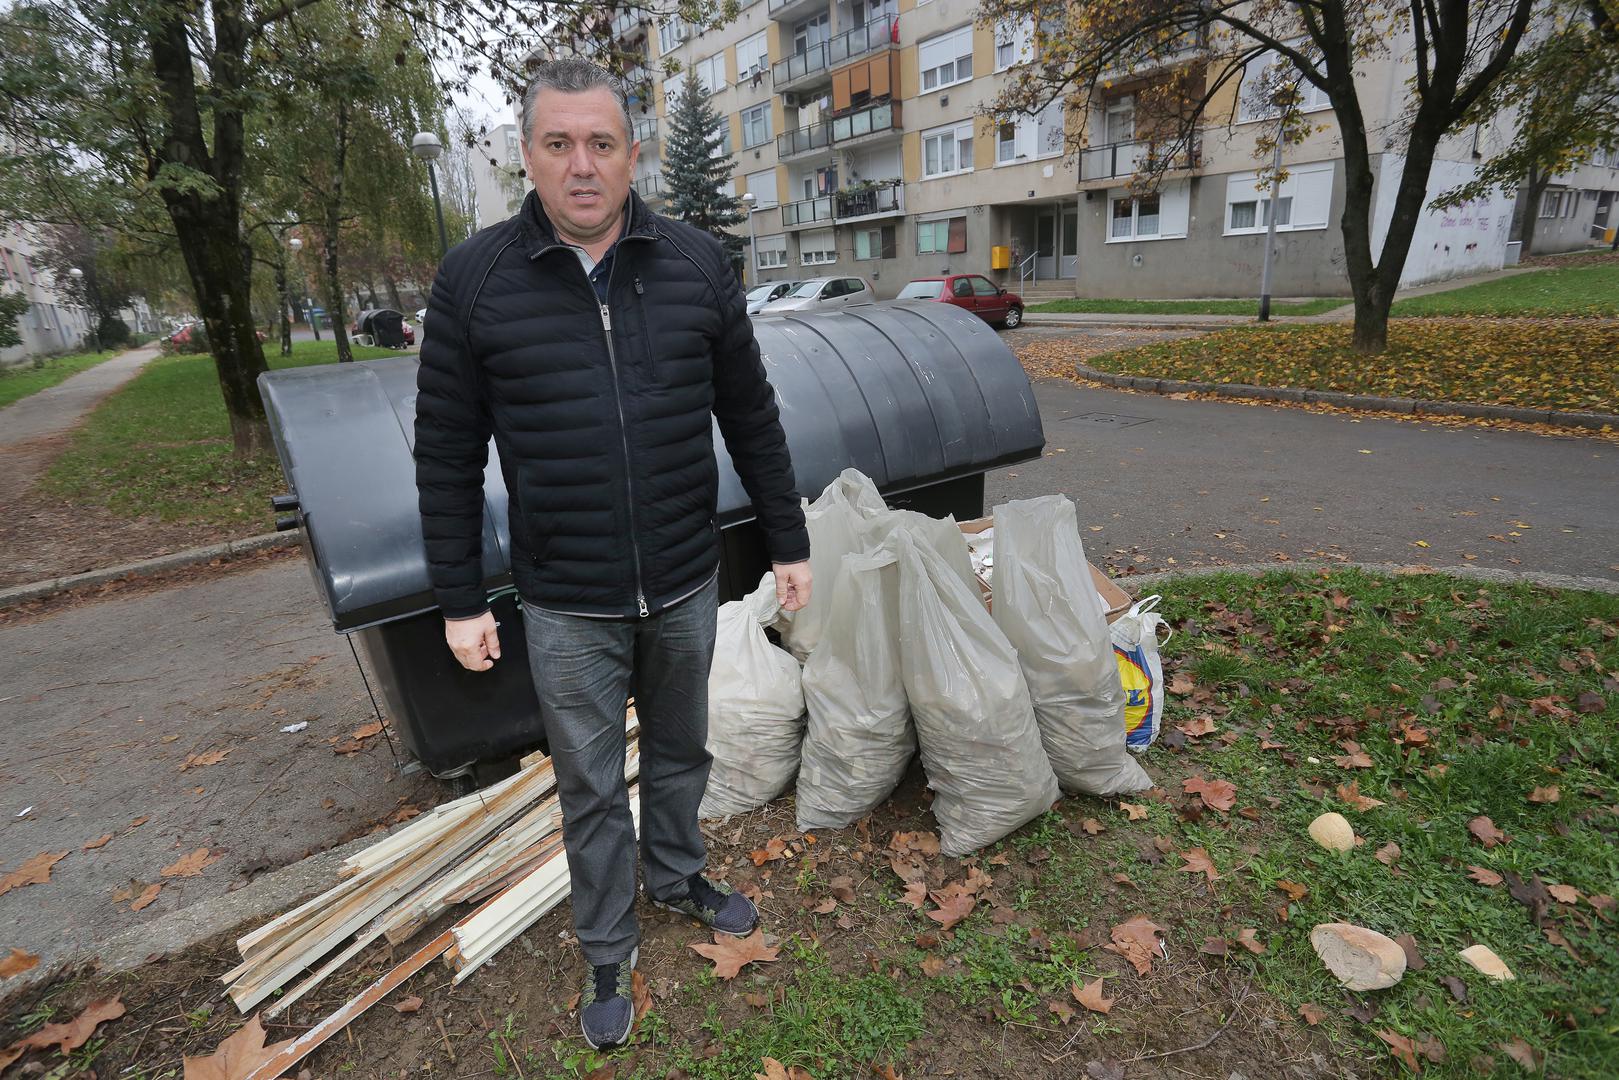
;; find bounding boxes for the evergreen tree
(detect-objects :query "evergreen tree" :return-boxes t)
[662,78,746,264]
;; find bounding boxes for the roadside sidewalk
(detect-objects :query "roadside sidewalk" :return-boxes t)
[0,343,160,448]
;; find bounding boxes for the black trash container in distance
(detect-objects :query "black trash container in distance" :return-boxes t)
[260,301,1045,779]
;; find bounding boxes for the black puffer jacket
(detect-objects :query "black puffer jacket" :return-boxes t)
[414,189,809,620]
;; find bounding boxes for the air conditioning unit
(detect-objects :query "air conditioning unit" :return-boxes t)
[783,92,800,108]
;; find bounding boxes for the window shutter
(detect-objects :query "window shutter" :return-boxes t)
[882,225,897,259]
[1159,182,1190,237]
[947,217,967,253]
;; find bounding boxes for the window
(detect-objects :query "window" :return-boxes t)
[970,276,998,296]
[951,277,973,298]
[997,123,1017,163]
[853,0,897,26]
[1537,189,1564,217]
[736,32,769,81]
[658,18,688,55]
[922,122,974,178]
[919,26,973,92]
[693,53,726,95]
[854,225,896,260]
[756,232,788,269]
[800,228,838,266]
[1107,182,1191,241]
[741,103,772,148]
[897,279,943,299]
[1238,48,1331,123]
[793,13,829,54]
[917,217,967,254]
[994,16,1033,71]
[997,99,1065,164]
[1224,162,1331,234]
[711,120,732,158]
[746,169,778,208]
[1104,96,1134,144]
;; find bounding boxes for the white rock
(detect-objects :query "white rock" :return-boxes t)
[1310,922,1407,990]
[1308,811,1356,852]
[1459,944,1514,981]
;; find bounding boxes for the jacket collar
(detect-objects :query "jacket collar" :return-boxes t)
[516,187,658,258]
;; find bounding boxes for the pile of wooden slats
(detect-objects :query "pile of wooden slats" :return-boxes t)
[216,711,641,1076]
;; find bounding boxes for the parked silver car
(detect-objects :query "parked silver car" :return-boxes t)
[759,276,876,314]
[745,280,800,315]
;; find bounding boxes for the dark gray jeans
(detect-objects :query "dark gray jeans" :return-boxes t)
[521,575,718,966]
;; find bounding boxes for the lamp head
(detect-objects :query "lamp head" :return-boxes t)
[411,132,444,162]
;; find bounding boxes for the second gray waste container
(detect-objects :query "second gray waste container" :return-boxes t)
[260,301,1044,779]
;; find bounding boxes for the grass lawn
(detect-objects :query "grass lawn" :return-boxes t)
[1085,321,1619,414]
[0,350,124,410]
[40,340,399,528]
[32,569,1618,1079]
[1390,262,1619,318]
[1028,296,1347,316]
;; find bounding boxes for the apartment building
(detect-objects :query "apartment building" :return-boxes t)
[467,121,531,230]
[0,223,95,366]
[1511,148,1619,256]
[564,1,1541,300]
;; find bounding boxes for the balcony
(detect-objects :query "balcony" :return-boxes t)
[633,173,664,201]
[773,43,832,93]
[1078,136,1201,184]
[834,179,903,222]
[782,195,834,229]
[830,100,900,146]
[610,8,647,42]
[768,0,826,24]
[633,116,659,144]
[777,120,831,160]
[827,15,898,67]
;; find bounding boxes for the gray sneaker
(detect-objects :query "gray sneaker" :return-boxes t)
[579,946,637,1050]
[653,873,759,936]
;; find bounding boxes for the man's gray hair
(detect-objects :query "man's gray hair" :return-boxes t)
[520,59,635,147]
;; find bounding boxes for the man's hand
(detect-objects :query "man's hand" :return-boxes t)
[773,560,812,612]
[445,611,501,671]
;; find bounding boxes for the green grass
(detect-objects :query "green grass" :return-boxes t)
[1027,296,1346,316]
[1390,262,1619,317]
[0,350,123,410]
[1086,321,1619,413]
[41,340,399,527]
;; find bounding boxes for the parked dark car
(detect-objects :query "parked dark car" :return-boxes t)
[350,308,416,348]
[896,274,1024,328]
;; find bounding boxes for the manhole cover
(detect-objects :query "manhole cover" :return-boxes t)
[1061,412,1155,428]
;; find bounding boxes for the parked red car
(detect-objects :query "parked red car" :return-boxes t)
[896,274,1024,328]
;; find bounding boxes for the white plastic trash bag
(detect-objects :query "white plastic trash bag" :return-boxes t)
[893,529,1059,857]
[857,509,977,596]
[1110,596,1171,752]
[992,496,1152,796]
[699,575,806,819]
[795,549,914,832]
[777,468,888,661]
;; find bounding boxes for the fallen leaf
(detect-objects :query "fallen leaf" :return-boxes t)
[1374,842,1403,867]
[1377,1029,1422,1073]
[1337,780,1385,811]
[1072,977,1114,1014]
[0,948,39,979]
[920,954,946,977]
[1175,716,1216,738]
[1468,816,1509,848]
[829,875,857,905]
[1275,879,1309,901]
[393,995,423,1013]
[160,849,219,878]
[1085,1060,1125,1080]
[1104,915,1164,976]
[179,749,230,771]
[1333,741,1375,769]
[810,897,838,914]
[1395,933,1426,971]
[1182,776,1237,812]
[127,816,149,829]
[926,890,978,931]
[1168,672,1195,695]
[351,720,385,740]
[887,852,927,884]
[1235,928,1265,955]
[130,883,162,911]
[1543,925,1581,962]
[1200,936,1229,956]
[1177,847,1219,883]
[1416,1034,1447,1065]
[1441,975,1468,1003]
[1467,865,1503,887]
[1118,802,1148,821]
[900,881,927,910]
[1297,1002,1326,1025]
[1527,785,1560,804]
[0,851,68,898]
[82,835,113,851]
[744,992,771,1008]
[689,929,779,979]
[0,997,125,1071]
[888,830,940,857]
[1498,1039,1543,1072]
[1048,999,1074,1024]
[1078,817,1106,836]
[1547,883,1580,905]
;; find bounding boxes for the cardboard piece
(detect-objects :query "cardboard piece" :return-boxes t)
[957,518,1131,622]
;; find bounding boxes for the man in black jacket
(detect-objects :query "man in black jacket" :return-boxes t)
[414,59,811,1049]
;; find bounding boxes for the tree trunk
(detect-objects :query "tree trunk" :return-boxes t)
[324,101,353,362]
[383,272,402,310]
[1517,163,1548,255]
[275,251,293,357]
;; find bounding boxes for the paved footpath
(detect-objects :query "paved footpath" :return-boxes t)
[0,344,161,448]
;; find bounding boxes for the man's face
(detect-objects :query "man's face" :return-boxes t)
[522,87,639,247]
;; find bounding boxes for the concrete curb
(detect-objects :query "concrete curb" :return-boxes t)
[0,531,298,610]
[1113,560,1619,597]
[1073,362,1617,431]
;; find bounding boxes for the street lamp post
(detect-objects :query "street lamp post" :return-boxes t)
[1256,137,1284,322]
[741,192,758,289]
[67,267,100,353]
[412,132,450,259]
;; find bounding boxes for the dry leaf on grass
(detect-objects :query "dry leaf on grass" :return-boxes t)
[1468,816,1509,848]
[1275,880,1309,901]
[1235,928,1266,955]
[926,890,978,930]
[0,948,39,979]
[1182,776,1237,812]
[0,851,68,898]
[1048,999,1074,1024]
[1175,716,1216,738]
[1104,915,1164,976]
[810,897,838,915]
[920,954,946,978]
[179,749,230,771]
[632,969,653,1024]
[689,929,779,979]
[1333,741,1375,769]
[1297,1002,1326,1026]
[0,997,124,1071]
[829,876,857,904]
[1078,817,1106,836]
[1336,780,1385,811]
[1547,883,1580,905]
[1527,785,1560,804]
[1467,865,1503,887]
[1201,937,1228,956]
[393,995,423,1014]
[181,1015,296,1080]
[1177,848,1219,883]
[1118,802,1148,821]
[1167,672,1195,695]
[1072,977,1114,1014]
[82,835,113,851]
[900,881,927,910]
[1498,1039,1543,1072]
[160,849,219,878]
[753,1057,814,1080]
[1377,1029,1421,1073]
[1375,842,1403,867]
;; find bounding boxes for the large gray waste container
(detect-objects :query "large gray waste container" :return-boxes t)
[260,301,1043,778]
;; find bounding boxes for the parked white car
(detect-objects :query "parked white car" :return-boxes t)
[745,280,800,315]
[759,276,876,314]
